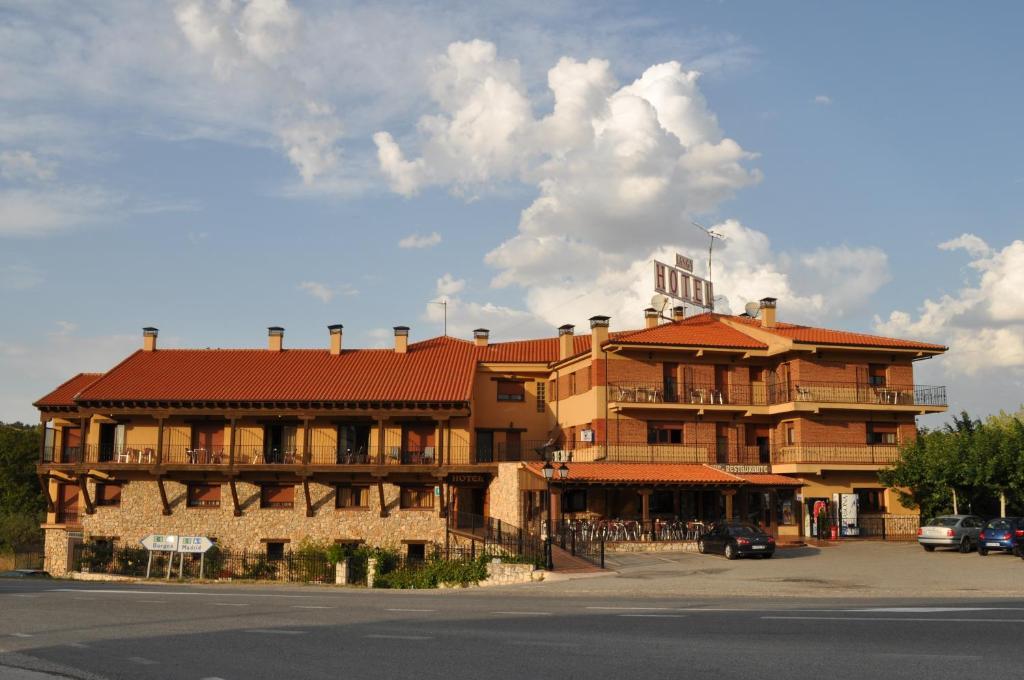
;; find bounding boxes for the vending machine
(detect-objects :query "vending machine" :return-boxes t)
[833,493,860,536]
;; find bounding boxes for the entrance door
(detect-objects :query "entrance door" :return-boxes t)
[454,487,486,530]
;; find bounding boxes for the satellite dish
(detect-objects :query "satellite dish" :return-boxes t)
[744,301,760,317]
[650,294,670,312]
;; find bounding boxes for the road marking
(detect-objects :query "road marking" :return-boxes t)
[292,605,334,609]
[139,600,166,603]
[72,597,95,601]
[213,602,249,607]
[619,614,687,619]
[507,640,581,648]
[763,616,1024,623]
[586,606,674,611]
[50,588,316,599]
[11,594,38,598]
[127,656,157,665]
[364,634,433,640]
[67,642,89,649]
[385,608,437,613]
[244,629,305,635]
[856,607,1024,613]
[492,611,552,616]
[11,633,32,638]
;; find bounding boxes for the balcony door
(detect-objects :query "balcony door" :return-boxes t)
[61,426,82,463]
[402,423,436,464]
[264,424,297,464]
[714,365,729,404]
[663,362,678,402]
[715,424,729,464]
[475,431,494,463]
[98,423,125,462]
[337,423,370,463]
[57,483,79,524]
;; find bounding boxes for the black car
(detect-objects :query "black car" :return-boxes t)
[698,522,775,559]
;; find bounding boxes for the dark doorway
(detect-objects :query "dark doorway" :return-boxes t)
[336,423,371,464]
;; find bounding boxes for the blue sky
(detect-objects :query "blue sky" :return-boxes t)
[2,1,1022,423]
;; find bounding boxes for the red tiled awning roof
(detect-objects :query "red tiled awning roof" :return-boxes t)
[34,373,103,408]
[75,336,478,404]
[612,314,767,349]
[524,462,746,485]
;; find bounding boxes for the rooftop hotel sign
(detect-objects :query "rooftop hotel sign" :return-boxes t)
[654,253,714,311]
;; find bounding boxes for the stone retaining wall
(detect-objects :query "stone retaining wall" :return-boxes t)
[484,561,542,585]
[605,540,699,553]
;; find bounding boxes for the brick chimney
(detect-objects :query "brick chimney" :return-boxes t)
[394,326,409,354]
[589,316,610,358]
[644,307,659,329]
[268,326,284,352]
[473,328,489,347]
[759,297,778,328]
[558,324,575,361]
[672,306,685,322]
[142,327,158,352]
[328,324,343,355]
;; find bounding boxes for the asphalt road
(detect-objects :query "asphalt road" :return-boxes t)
[3,578,1024,680]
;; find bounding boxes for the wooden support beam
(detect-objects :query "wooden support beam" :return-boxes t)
[155,417,165,467]
[38,474,54,513]
[230,479,242,517]
[78,475,95,515]
[303,479,313,518]
[156,476,171,515]
[228,417,237,469]
[301,417,313,465]
[377,481,388,518]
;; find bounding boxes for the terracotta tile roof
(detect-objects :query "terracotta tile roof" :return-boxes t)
[730,316,946,351]
[733,473,804,487]
[75,336,478,403]
[613,314,767,349]
[524,462,744,484]
[34,373,103,408]
[479,335,593,363]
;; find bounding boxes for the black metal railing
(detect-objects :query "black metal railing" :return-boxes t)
[41,445,83,464]
[608,380,947,407]
[855,514,921,540]
[446,512,545,566]
[549,519,606,568]
[55,509,79,525]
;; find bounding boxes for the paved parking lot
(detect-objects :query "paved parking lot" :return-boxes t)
[539,541,1024,599]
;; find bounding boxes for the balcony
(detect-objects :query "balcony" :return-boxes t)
[772,443,901,466]
[488,440,767,466]
[607,381,947,410]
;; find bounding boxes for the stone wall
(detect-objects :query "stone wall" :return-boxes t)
[56,479,446,571]
[488,463,523,527]
[483,561,542,585]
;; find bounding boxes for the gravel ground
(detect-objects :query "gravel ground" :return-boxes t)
[532,540,1024,598]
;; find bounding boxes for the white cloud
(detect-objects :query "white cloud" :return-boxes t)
[0,150,56,181]
[298,280,357,303]
[876,234,1024,374]
[813,94,832,105]
[398,231,442,249]
[0,186,121,237]
[435,273,466,297]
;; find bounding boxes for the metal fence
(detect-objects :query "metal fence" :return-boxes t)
[447,512,545,566]
[856,514,921,541]
[551,519,606,569]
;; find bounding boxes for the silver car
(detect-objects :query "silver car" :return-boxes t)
[918,515,984,552]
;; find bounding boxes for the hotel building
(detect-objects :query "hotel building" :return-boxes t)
[35,299,947,574]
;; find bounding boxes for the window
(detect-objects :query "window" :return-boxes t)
[855,488,886,513]
[561,489,587,513]
[569,372,577,396]
[749,367,764,382]
[260,484,294,509]
[868,364,887,387]
[867,424,898,445]
[784,423,795,445]
[536,381,546,413]
[336,484,368,509]
[96,482,122,507]
[775,490,797,525]
[497,379,525,402]
[265,541,286,560]
[187,483,221,508]
[549,379,557,401]
[648,422,683,444]
[400,486,435,509]
[406,543,426,561]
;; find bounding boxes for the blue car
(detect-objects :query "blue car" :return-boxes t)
[977,517,1024,556]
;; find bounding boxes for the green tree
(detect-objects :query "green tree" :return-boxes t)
[0,422,45,550]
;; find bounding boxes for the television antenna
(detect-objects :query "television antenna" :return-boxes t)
[650,293,676,321]
[692,221,726,282]
[429,299,448,336]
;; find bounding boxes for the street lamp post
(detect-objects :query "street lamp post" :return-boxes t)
[542,461,570,571]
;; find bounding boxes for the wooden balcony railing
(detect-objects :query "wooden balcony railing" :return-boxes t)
[608,381,947,408]
[772,444,901,465]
